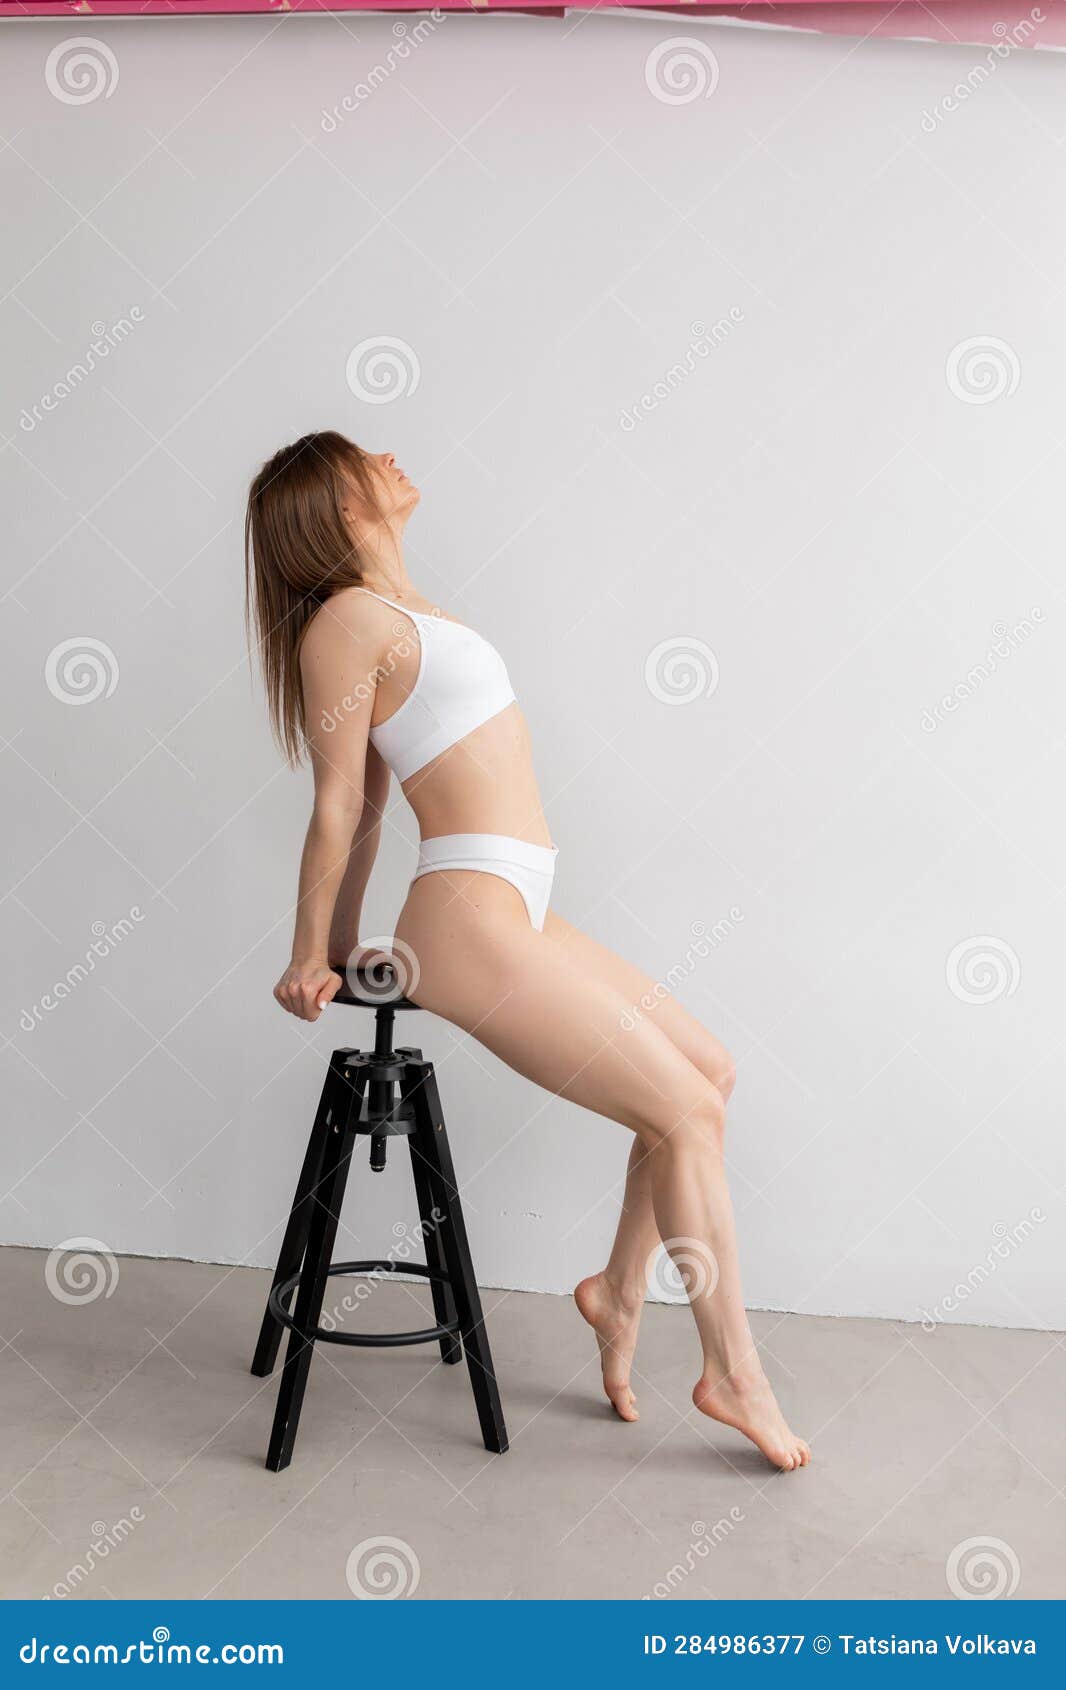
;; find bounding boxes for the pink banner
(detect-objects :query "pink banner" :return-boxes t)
[678,3,1063,49]
[2,0,1064,53]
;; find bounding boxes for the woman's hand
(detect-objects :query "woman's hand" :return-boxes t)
[329,941,380,975]
[273,959,343,1022]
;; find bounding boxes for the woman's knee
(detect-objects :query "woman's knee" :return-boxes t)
[685,1031,736,1107]
[679,1083,728,1148]
[633,1081,727,1154]
[714,1053,737,1107]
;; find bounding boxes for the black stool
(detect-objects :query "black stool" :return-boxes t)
[251,966,509,1471]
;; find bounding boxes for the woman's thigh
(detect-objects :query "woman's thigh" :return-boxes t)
[394,871,712,1135]
[541,912,735,1093]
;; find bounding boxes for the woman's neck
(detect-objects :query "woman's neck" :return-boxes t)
[360,567,414,601]
[357,529,413,601]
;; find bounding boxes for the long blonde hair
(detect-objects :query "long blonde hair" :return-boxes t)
[244,430,383,763]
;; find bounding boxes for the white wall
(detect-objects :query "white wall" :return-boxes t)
[2,14,1064,1330]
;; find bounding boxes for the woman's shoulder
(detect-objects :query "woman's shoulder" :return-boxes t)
[304,587,393,653]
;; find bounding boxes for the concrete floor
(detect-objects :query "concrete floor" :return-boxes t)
[1,1245,1060,1601]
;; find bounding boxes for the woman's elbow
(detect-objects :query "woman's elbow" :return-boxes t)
[310,793,365,837]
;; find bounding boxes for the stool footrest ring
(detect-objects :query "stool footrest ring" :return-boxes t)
[268,1259,459,1349]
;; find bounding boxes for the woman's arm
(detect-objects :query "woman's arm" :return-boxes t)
[327,742,390,968]
[274,598,381,1023]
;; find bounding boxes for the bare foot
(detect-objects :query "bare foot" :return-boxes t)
[693,1365,811,1471]
[574,1272,644,1421]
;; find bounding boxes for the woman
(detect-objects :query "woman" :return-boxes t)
[246,431,810,1472]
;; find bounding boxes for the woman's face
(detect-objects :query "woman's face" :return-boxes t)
[340,451,419,554]
[364,451,420,523]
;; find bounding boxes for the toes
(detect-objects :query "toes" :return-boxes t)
[608,1386,639,1422]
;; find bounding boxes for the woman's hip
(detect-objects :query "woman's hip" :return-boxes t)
[410,833,558,932]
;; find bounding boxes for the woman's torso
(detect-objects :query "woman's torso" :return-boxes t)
[356,588,552,847]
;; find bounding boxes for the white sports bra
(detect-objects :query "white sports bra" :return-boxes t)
[355,588,517,782]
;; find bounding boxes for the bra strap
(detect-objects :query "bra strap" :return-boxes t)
[353,586,420,619]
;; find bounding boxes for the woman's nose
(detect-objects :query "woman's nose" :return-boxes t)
[383,453,395,467]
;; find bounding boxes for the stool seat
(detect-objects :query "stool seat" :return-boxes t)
[331,963,417,1010]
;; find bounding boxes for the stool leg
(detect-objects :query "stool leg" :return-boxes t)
[264,1070,364,1473]
[403,1079,462,1365]
[409,1063,508,1455]
[251,1051,350,1378]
